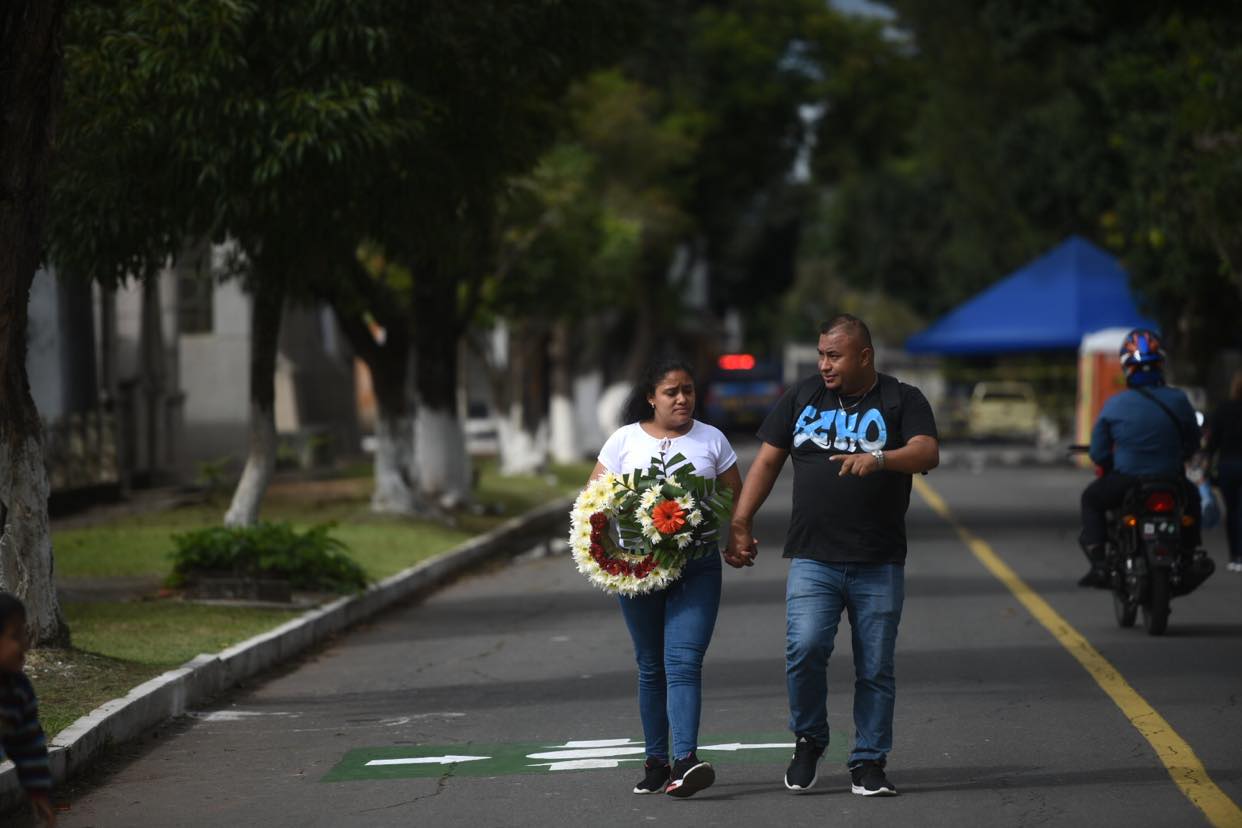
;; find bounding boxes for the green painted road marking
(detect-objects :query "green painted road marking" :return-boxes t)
[322,733,847,782]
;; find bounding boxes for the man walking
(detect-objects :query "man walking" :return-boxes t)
[725,315,939,795]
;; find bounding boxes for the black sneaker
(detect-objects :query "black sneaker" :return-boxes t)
[1077,566,1110,589]
[850,760,897,796]
[784,735,825,792]
[633,757,670,794]
[665,753,715,798]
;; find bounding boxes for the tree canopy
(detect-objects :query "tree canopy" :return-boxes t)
[821,1,1242,374]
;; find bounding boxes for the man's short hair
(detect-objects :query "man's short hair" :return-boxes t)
[819,314,873,351]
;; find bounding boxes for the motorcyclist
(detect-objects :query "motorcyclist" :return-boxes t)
[1078,329,1202,587]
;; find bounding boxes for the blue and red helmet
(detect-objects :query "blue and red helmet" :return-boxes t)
[1117,327,1162,372]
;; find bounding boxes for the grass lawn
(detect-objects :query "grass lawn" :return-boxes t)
[36,459,592,737]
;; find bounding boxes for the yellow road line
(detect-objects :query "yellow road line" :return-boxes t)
[913,476,1242,828]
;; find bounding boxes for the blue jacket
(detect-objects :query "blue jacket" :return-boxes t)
[1089,385,1200,477]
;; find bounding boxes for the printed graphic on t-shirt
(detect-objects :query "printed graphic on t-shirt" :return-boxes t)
[792,405,887,453]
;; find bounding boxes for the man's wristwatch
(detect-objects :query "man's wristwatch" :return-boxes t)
[870,448,885,469]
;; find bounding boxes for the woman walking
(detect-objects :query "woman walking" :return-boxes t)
[588,358,743,797]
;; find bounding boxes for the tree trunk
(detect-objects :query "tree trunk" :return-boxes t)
[412,266,471,507]
[0,0,70,645]
[372,411,418,514]
[332,302,424,516]
[623,247,666,381]
[224,273,284,527]
[139,272,166,482]
[548,319,578,464]
[496,322,549,475]
[415,405,471,507]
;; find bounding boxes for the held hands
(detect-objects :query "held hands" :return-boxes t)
[830,452,882,477]
[725,522,758,568]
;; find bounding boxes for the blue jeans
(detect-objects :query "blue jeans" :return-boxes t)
[617,551,722,762]
[785,559,904,766]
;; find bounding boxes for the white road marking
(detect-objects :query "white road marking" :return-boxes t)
[526,746,647,760]
[189,710,297,722]
[366,755,491,767]
[528,758,646,771]
[699,742,793,751]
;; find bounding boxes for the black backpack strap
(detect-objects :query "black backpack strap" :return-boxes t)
[1134,387,1194,457]
[877,373,904,447]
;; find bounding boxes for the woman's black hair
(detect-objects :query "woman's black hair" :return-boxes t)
[620,357,697,424]
[0,592,27,632]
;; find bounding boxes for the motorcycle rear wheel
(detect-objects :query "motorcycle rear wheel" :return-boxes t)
[1142,569,1170,636]
[1113,589,1137,628]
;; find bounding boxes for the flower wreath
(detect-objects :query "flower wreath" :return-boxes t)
[570,451,733,596]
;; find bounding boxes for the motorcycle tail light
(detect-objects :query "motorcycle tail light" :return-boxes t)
[1123,515,1137,527]
[1145,491,1176,513]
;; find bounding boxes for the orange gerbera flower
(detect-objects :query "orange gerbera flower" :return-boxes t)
[651,499,686,534]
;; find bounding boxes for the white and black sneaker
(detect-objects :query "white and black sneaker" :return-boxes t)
[665,753,715,798]
[784,735,825,792]
[850,760,897,796]
[633,758,670,794]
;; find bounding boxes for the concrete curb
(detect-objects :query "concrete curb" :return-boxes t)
[0,495,572,814]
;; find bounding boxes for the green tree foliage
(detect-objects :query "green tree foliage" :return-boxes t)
[827,1,1242,377]
[51,0,414,284]
[554,1,904,363]
[1093,8,1242,372]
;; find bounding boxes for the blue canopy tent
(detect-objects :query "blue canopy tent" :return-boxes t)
[905,236,1156,355]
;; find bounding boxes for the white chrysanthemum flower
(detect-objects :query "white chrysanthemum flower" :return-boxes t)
[675,532,693,550]
[687,509,703,528]
[676,495,695,512]
[639,488,660,509]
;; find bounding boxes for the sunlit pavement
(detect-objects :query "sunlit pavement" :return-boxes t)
[41,445,1242,828]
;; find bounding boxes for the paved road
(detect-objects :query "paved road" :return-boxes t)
[39,444,1242,827]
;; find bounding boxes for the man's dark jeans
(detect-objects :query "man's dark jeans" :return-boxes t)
[1080,472,1202,551]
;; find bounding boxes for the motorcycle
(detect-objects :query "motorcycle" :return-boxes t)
[1070,447,1215,635]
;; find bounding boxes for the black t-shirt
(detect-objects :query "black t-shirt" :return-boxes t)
[756,373,938,564]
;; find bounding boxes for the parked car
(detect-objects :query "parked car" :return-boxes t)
[702,354,783,432]
[967,381,1040,441]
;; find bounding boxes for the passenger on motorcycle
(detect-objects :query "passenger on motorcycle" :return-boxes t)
[1078,329,1203,587]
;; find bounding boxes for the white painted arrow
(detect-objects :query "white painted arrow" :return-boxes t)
[366,755,491,767]
[698,742,793,752]
[528,758,646,771]
[526,746,647,760]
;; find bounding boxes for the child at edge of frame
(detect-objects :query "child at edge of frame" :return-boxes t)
[0,592,56,826]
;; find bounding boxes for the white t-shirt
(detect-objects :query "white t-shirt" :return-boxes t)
[597,419,738,479]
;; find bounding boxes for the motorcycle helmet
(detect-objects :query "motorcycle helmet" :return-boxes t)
[1119,328,1165,386]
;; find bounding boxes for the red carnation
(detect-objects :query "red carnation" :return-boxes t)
[590,513,609,531]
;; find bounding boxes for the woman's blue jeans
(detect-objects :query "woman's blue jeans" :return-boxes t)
[617,551,722,762]
[785,558,904,766]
